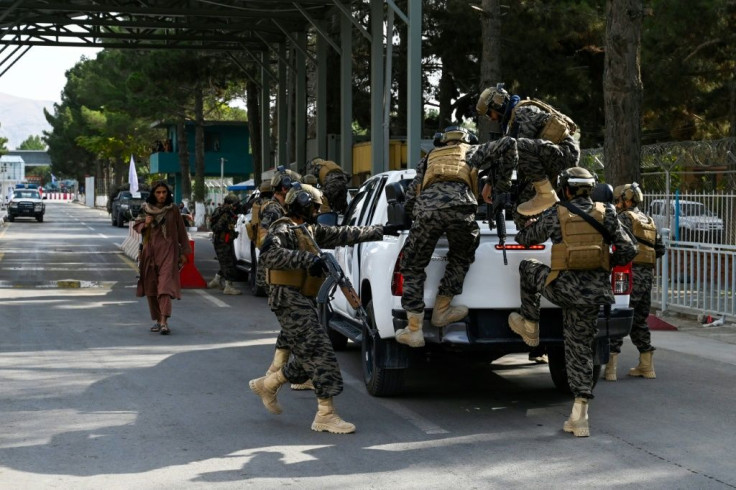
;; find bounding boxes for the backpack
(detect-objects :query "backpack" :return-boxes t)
[509,99,577,144]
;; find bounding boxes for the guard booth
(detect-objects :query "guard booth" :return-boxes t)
[149,121,253,204]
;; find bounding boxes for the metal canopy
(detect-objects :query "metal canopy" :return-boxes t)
[0,1,333,51]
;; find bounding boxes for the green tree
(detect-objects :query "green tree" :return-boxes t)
[0,123,8,155]
[18,135,46,150]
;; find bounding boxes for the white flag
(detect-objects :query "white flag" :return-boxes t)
[128,155,139,195]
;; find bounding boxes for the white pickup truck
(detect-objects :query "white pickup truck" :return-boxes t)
[320,169,634,397]
[232,200,268,296]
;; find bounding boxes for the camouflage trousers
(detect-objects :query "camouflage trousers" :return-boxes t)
[256,260,269,291]
[213,236,238,281]
[400,205,480,313]
[519,259,599,399]
[610,266,654,354]
[511,138,578,228]
[323,174,349,215]
[271,287,343,398]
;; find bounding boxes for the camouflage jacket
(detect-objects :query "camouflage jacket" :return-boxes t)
[259,198,286,233]
[618,206,666,265]
[405,137,518,214]
[260,218,384,307]
[515,196,638,305]
[210,204,238,234]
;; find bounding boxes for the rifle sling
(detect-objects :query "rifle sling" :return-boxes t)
[559,201,612,245]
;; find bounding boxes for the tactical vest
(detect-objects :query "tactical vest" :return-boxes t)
[508,99,577,144]
[256,199,285,248]
[266,217,326,297]
[318,160,343,185]
[625,209,657,265]
[547,202,610,286]
[422,143,478,197]
[246,198,263,241]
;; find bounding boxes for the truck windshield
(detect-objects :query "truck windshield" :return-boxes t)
[14,191,40,199]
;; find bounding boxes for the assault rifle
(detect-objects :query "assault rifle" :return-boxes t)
[291,223,367,320]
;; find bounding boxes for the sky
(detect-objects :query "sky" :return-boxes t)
[0,46,102,103]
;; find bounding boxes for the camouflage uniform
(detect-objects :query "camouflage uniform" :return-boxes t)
[514,196,637,399]
[259,219,384,398]
[210,203,239,281]
[493,104,580,227]
[401,137,518,313]
[610,206,666,354]
[257,198,287,293]
[307,160,350,214]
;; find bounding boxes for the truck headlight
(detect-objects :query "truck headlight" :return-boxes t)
[9,202,17,208]
[121,204,129,209]
[35,203,43,210]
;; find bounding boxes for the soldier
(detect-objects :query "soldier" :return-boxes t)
[605,183,665,381]
[306,158,351,214]
[249,183,401,433]
[477,84,580,225]
[207,193,242,295]
[394,126,518,348]
[510,167,637,437]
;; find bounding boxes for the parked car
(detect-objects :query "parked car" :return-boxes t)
[320,170,634,397]
[232,204,268,296]
[649,199,724,242]
[7,188,45,222]
[111,191,149,227]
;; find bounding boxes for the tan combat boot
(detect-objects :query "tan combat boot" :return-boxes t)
[628,350,656,379]
[508,312,539,347]
[223,280,242,295]
[563,397,590,437]
[291,379,315,391]
[517,179,560,216]
[265,348,290,376]
[431,295,469,327]
[395,311,425,348]
[604,353,618,381]
[311,397,356,434]
[249,369,288,414]
[207,273,223,289]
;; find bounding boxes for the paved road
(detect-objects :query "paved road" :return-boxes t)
[0,202,735,489]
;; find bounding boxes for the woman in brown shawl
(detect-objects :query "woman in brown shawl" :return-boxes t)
[134,181,191,335]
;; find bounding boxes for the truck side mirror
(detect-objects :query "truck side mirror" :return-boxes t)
[384,182,411,228]
[384,182,405,204]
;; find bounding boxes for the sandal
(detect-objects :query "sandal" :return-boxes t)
[150,323,162,333]
[160,324,170,335]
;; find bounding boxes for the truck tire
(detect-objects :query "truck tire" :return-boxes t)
[111,212,116,226]
[117,212,125,228]
[319,302,348,351]
[36,214,43,222]
[249,249,267,297]
[547,345,601,394]
[8,214,14,222]
[362,300,406,397]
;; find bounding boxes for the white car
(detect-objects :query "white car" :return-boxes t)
[649,199,723,242]
[321,170,634,396]
[7,189,45,222]
[232,194,267,296]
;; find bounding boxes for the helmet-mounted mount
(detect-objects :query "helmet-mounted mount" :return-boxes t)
[433,126,479,147]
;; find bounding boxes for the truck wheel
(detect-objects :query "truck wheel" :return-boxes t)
[547,345,601,394]
[117,212,125,228]
[362,300,405,397]
[111,213,116,226]
[8,215,14,222]
[249,251,266,297]
[319,302,348,351]
[36,214,44,222]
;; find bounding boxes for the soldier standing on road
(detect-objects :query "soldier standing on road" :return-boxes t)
[249,183,401,433]
[510,167,637,437]
[394,126,518,348]
[207,193,242,295]
[306,158,351,214]
[605,183,665,381]
[477,84,580,225]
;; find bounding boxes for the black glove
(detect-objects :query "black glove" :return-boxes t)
[308,255,327,276]
[382,223,403,236]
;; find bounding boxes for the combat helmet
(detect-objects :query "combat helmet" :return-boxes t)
[271,165,302,191]
[224,193,239,205]
[432,125,479,147]
[557,167,597,197]
[285,182,323,224]
[477,83,511,117]
[614,182,644,204]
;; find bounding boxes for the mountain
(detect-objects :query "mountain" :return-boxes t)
[0,92,55,150]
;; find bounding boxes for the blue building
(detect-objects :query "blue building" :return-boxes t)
[149,121,253,203]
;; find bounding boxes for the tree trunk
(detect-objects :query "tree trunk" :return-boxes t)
[477,0,503,144]
[437,65,455,130]
[193,85,206,227]
[247,81,262,186]
[603,0,643,186]
[177,119,191,200]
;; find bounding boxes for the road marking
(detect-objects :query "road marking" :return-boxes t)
[342,371,449,435]
[191,289,230,307]
[98,233,109,239]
